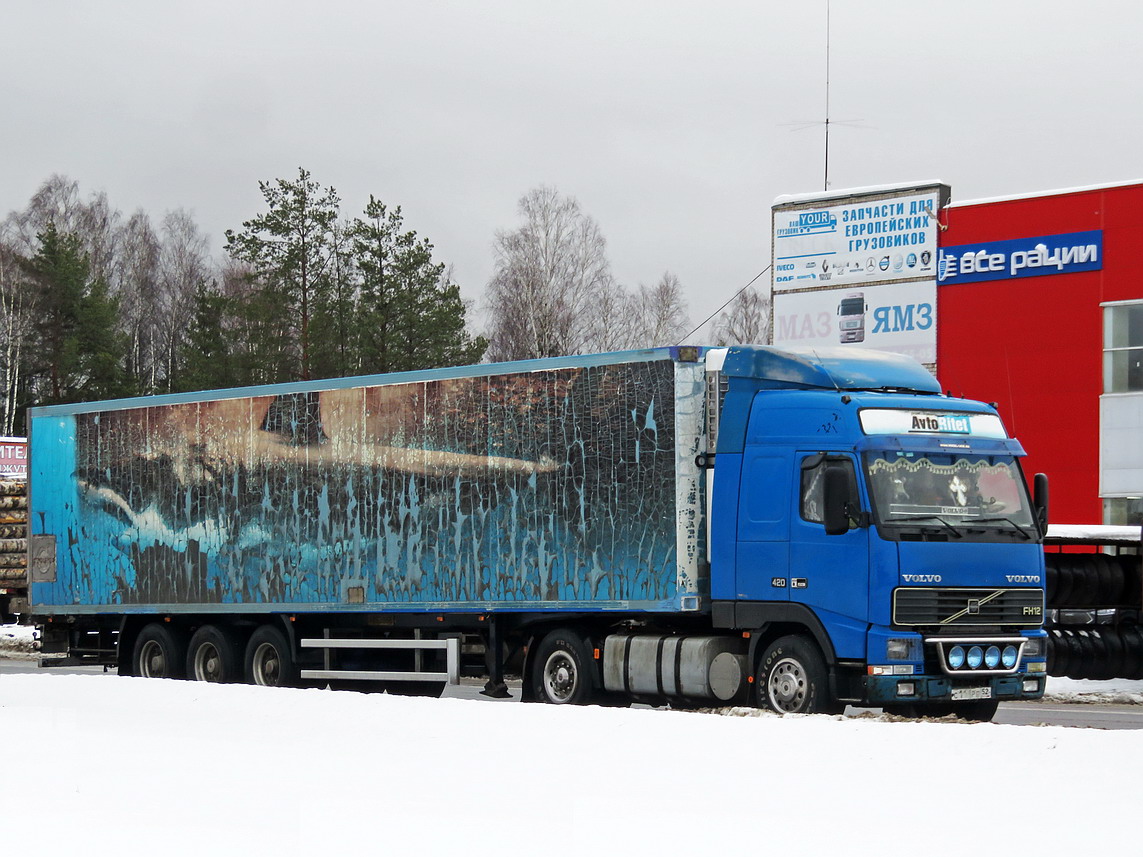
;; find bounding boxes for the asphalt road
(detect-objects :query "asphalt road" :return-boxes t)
[3,656,1141,729]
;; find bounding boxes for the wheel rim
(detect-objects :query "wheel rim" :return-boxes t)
[252,642,280,686]
[542,650,578,702]
[139,640,166,678]
[193,642,224,682]
[767,657,808,713]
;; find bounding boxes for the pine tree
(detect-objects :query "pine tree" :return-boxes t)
[347,197,485,374]
[22,223,129,404]
[225,168,340,382]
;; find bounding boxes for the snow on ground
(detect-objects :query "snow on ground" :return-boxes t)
[2,623,1142,855]
[1,672,1141,856]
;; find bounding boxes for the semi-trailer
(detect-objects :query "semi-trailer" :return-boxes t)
[15,345,1049,718]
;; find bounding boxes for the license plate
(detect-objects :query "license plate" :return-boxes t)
[951,686,992,701]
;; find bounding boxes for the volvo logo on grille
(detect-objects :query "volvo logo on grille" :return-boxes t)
[939,589,1004,625]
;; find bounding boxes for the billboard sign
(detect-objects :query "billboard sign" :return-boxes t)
[0,436,27,478]
[772,280,937,365]
[773,185,947,292]
[937,230,1103,285]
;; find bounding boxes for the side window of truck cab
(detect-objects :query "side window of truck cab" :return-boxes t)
[800,456,860,526]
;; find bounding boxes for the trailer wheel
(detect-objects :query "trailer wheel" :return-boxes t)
[756,635,831,715]
[133,623,188,680]
[244,625,297,688]
[187,625,242,683]
[532,628,595,705]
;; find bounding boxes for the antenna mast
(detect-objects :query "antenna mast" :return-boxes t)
[824,0,831,191]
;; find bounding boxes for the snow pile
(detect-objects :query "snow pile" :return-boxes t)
[1041,676,1143,705]
[0,621,35,657]
[1,673,1140,855]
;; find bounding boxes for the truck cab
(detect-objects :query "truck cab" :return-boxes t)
[708,346,1047,718]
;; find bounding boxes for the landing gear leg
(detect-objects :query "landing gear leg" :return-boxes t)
[481,617,511,699]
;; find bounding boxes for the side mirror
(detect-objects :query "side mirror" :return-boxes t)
[1033,472,1049,533]
[823,464,851,536]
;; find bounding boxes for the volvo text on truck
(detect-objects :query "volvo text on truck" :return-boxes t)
[13,345,1049,718]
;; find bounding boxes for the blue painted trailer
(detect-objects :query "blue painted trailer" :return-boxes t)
[28,348,705,616]
[24,345,1049,716]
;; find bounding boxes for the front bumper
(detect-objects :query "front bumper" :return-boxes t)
[863,671,1046,706]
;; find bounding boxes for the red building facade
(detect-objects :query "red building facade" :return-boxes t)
[936,181,1143,525]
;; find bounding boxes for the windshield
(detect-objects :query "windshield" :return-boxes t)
[865,451,1036,534]
[839,298,864,315]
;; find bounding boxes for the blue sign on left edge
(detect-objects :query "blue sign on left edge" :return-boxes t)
[937,230,1102,285]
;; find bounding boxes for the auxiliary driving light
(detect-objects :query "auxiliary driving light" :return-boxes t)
[1001,645,1018,669]
[966,646,984,669]
[1022,678,1040,693]
[948,645,966,669]
[984,646,1001,669]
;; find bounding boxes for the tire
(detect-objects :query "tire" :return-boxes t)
[531,628,596,705]
[1071,557,1098,608]
[1062,629,1086,680]
[1096,625,1124,680]
[1051,556,1073,609]
[1120,624,1143,680]
[1086,626,1111,680]
[1074,629,1097,680]
[244,624,297,688]
[1044,554,1061,607]
[1120,555,1143,607]
[755,635,832,715]
[187,625,243,683]
[1097,554,1125,606]
[1048,629,1070,677]
[133,622,188,680]
[1045,630,1062,677]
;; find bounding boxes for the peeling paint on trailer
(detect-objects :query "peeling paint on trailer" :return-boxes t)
[29,355,706,614]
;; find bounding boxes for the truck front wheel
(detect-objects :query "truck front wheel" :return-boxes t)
[756,635,832,714]
[532,628,596,705]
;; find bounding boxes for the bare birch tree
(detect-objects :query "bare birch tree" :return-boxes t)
[710,286,770,345]
[0,241,33,435]
[624,272,690,348]
[485,187,616,361]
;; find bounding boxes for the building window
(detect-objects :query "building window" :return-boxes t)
[1104,497,1143,527]
[1103,302,1143,392]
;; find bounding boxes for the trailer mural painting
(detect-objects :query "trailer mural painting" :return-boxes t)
[35,360,688,611]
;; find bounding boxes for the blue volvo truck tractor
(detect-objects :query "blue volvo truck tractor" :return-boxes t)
[17,345,1047,719]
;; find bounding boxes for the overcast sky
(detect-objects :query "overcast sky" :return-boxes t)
[4,1,1141,338]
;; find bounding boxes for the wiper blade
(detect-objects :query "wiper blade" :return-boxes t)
[884,514,962,538]
[967,516,1033,541]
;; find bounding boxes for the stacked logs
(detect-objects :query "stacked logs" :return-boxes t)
[0,480,27,586]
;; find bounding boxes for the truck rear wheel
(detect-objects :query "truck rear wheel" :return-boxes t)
[756,635,832,715]
[532,628,595,705]
[187,625,242,683]
[244,625,297,688]
[133,623,188,680]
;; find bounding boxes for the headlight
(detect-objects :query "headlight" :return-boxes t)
[1001,645,1018,669]
[966,646,984,669]
[948,645,966,669]
[984,646,1001,669]
[1022,636,1046,658]
[887,637,920,660]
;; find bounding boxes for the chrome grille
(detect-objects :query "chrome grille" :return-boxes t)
[893,587,1044,627]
